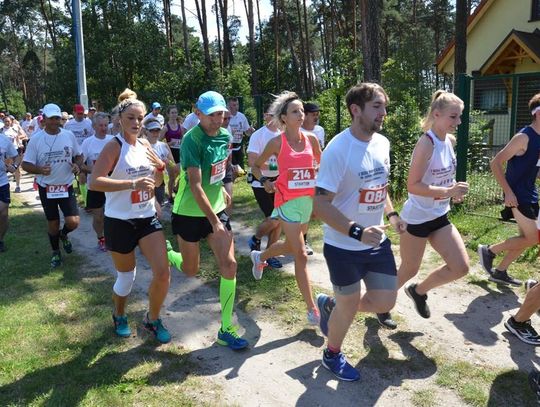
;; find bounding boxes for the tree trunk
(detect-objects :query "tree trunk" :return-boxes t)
[273,0,280,88]
[218,0,234,67]
[243,0,259,94]
[360,0,383,83]
[215,0,223,75]
[280,0,303,93]
[194,0,213,83]
[302,0,313,96]
[454,0,467,90]
[162,0,173,61]
[180,0,192,67]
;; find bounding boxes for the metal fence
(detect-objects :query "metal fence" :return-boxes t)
[456,72,540,218]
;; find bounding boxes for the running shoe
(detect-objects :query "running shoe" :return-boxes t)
[0,241,5,253]
[248,235,261,251]
[143,314,171,344]
[112,314,131,337]
[488,269,522,287]
[14,186,20,193]
[307,308,321,325]
[322,350,361,382]
[266,257,283,269]
[477,244,495,275]
[305,242,314,256]
[316,293,335,336]
[405,283,431,318]
[504,316,540,346]
[60,234,73,254]
[217,325,249,350]
[376,312,397,330]
[250,250,266,280]
[97,237,107,252]
[50,251,62,268]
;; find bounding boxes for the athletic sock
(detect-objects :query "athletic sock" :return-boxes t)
[80,183,88,205]
[48,233,60,251]
[167,249,183,271]
[220,277,236,331]
[324,346,340,358]
[61,225,75,237]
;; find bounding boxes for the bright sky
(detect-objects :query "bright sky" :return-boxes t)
[171,0,274,44]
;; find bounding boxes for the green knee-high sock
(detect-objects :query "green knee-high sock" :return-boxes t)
[220,277,236,331]
[80,183,88,205]
[167,249,183,271]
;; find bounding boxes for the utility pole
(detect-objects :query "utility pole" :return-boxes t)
[72,0,88,109]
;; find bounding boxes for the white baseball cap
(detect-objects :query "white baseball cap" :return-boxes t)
[42,103,62,118]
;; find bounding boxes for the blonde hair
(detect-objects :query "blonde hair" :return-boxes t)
[421,90,464,132]
[116,88,146,115]
[268,91,301,130]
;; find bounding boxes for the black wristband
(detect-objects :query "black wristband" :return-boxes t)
[386,211,399,221]
[259,176,269,184]
[348,223,364,241]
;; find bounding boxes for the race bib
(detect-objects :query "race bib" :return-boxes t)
[131,189,154,211]
[170,138,181,149]
[210,158,227,184]
[287,167,315,189]
[46,184,69,199]
[358,185,387,214]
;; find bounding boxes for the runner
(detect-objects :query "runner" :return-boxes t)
[0,115,25,192]
[221,110,235,214]
[0,128,21,252]
[80,112,113,251]
[478,92,540,286]
[167,90,248,350]
[22,103,83,268]
[108,107,121,135]
[389,90,469,326]
[145,119,177,208]
[314,83,406,381]
[144,102,165,126]
[181,103,200,133]
[246,109,282,269]
[249,91,322,324]
[300,102,326,149]
[160,105,183,202]
[228,97,254,172]
[89,89,171,344]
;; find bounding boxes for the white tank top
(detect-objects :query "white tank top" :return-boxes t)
[400,130,456,225]
[105,136,156,220]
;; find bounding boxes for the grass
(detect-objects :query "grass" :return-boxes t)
[0,198,223,406]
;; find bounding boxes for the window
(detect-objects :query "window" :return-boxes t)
[532,0,540,21]
[473,79,508,113]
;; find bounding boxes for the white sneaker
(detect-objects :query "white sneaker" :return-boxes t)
[250,250,266,280]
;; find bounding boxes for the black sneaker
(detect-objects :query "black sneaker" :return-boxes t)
[504,316,540,345]
[305,242,314,256]
[60,234,73,254]
[405,283,430,318]
[488,269,522,287]
[376,312,397,329]
[248,235,261,251]
[477,244,495,275]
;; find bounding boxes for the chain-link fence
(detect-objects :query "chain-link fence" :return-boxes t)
[456,72,540,218]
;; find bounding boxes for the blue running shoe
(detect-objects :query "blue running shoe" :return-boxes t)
[143,314,171,344]
[113,314,131,338]
[248,235,261,251]
[266,257,283,269]
[322,351,360,382]
[316,293,334,336]
[217,326,249,350]
[60,234,73,254]
[50,251,62,268]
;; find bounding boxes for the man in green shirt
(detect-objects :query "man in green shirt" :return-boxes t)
[168,91,248,350]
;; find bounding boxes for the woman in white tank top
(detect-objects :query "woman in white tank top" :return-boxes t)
[90,89,172,344]
[386,91,470,325]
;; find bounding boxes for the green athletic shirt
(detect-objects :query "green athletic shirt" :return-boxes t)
[172,124,228,217]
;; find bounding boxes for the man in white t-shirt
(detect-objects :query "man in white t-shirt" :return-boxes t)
[21,112,32,134]
[301,102,326,149]
[0,131,21,252]
[227,97,254,170]
[81,112,113,252]
[22,103,83,269]
[181,110,199,133]
[144,102,165,126]
[246,111,282,268]
[313,83,406,382]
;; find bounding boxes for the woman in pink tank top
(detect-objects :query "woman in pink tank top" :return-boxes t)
[250,91,322,326]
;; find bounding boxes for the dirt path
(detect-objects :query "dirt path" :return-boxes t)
[15,173,538,406]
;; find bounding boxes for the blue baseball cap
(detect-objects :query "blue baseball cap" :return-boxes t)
[196,91,228,115]
[151,102,161,109]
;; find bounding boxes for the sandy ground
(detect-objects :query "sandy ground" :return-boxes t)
[13,173,539,406]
